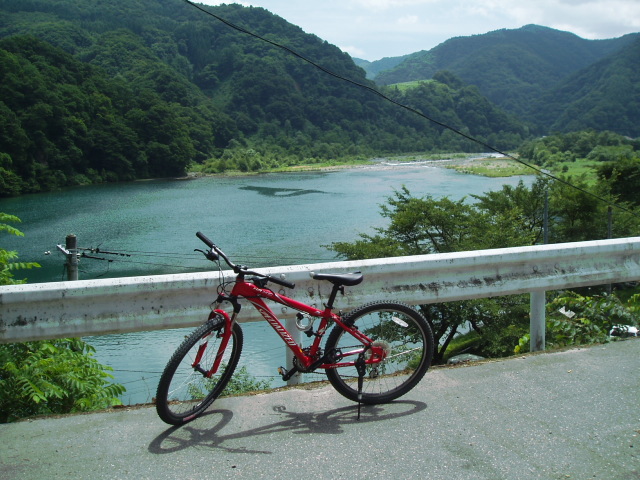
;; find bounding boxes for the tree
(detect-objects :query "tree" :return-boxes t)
[329,184,543,363]
[597,156,640,206]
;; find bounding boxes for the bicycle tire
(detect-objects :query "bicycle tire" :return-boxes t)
[325,301,433,404]
[155,316,243,425]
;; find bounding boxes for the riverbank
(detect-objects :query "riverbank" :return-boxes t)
[441,154,534,177]
[188,152,531,178]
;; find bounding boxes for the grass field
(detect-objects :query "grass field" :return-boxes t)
[547,160,600,185]
[446,156,602,182]
[445,156,536,177]
[388,80,434,92]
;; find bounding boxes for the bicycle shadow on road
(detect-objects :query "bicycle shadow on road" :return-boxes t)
[148,400,427,455]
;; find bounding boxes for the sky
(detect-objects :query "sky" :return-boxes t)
[198,0,640,60]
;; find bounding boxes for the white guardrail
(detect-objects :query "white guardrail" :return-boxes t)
[1,238,640,350]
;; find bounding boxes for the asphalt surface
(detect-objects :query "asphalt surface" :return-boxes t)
[1,339,639,480]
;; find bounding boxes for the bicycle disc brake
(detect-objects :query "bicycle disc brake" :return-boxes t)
[364,340,390,378]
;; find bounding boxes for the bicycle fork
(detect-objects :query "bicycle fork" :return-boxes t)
[192,310,231,378]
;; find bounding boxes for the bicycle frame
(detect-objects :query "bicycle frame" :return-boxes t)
[206,276,387,376]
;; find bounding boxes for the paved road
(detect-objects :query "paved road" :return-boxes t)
[1,339,639,480]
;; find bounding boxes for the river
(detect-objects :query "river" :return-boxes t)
[0,158,534,404]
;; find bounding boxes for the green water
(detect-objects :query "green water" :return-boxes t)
[0,161,533,404]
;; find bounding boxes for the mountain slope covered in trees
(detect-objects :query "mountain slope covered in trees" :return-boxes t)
[527,37,640,137]
[0,0,529,195]
[372,25,639,127]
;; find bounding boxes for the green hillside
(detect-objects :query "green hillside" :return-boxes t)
[528,37,640,137]
[373,25,639,124]
[0,0,528,196]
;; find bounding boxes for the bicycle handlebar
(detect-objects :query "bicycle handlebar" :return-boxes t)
[195,231,216,249]
[196,231,295,289]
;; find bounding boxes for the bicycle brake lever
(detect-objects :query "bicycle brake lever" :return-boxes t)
[194,248,219,262]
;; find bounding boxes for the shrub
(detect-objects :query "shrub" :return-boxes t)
[0,339,125,422]
[515,291,639,353]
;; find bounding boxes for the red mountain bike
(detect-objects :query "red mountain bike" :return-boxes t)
[155,232,434,425]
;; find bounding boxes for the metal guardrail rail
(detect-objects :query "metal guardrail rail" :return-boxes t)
[1,237,639,347]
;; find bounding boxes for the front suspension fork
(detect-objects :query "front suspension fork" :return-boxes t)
[192,310,232,378]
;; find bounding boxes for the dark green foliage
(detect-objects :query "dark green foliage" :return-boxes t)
[387,72,529,150]
[518,130,639,166]
[529,38,640,136]
[519,130,640,210]
[0,338,126,422]
[598,157,640,206]
[0,33,224,195]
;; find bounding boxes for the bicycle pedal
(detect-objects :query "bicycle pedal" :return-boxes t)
[277,366,288,378]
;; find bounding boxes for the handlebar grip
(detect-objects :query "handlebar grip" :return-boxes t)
[196,231,215,248]
[270,276,295,289]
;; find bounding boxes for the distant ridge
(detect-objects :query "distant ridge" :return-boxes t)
[528,36,640,136]
[369,25,639,119]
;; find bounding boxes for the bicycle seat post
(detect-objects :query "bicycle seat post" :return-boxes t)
[325,283,343,310]
[312,272,363,310]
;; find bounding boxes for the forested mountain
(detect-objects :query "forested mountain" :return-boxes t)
[0,1,636,196]
[0,0,528,196]
[373,25,639,122]
[528,37,640,137]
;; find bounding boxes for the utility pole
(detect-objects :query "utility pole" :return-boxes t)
[57,234,79,281]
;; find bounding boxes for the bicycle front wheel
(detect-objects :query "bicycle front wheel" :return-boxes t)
[155,316,243,425]
[325,301,433,404]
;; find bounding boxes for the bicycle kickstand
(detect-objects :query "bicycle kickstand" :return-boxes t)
[355,352,367,420]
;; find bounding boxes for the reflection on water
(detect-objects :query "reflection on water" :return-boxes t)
[239,185,327,197]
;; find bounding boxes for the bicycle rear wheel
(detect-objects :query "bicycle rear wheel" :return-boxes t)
[325,301,433,404]
[155,315,243,425]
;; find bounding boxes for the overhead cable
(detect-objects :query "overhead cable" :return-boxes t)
[181,0,636,217]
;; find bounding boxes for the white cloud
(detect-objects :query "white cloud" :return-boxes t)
[350,0,438,11]
[397,15,419,25]
[340,45,367,57]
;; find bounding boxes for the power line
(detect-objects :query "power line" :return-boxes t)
[181,0,639,218]
[73,246,336,278]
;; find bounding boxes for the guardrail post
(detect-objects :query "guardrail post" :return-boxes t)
[530,290,546,351]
